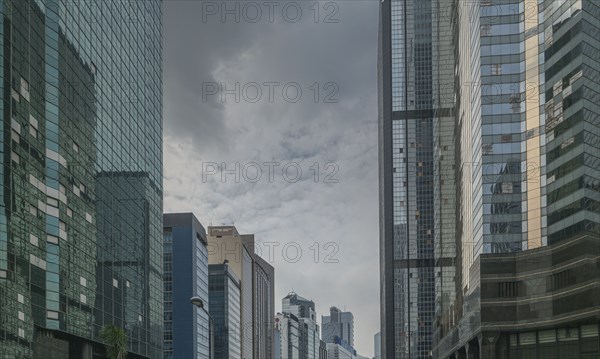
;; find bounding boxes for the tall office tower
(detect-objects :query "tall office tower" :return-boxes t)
[208,263,242,359]
[430,0,600,357]
[274,312,301,359]
[543,0,599,243]
[374,332,381,359]
[0,1,162,358]
[322,306,355,347]
[281,291,321,359]
[378,0,456,357]
[163,213,210,359]
[207,226,254,358]
[242,234,276,359]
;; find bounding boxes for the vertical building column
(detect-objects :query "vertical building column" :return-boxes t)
[44,0,61,330]
[524,0,544,249]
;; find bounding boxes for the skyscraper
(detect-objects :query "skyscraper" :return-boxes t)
[209,263,242,359]
[163,213,210,359]
[431,0,600,357]
[542,0,600,243]
[207,226,254,358]
[274,312,301,359]
[378,0,455,357]
[322,306,355,347]
[0,1,162,358]
[281,291,321,359]
[242,234,276,359]
[380,0,599,357]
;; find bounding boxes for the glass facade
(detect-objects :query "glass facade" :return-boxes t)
[430,0,600,357]
[0,0,162,358]
[381,0,599,358]
[479,1,529,254]
[209,263,241,359]
[163,213,210,359]
[379,0,455,357]
[543,0,600,243]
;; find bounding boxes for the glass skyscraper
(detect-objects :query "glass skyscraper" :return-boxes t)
[0,0,162,358]
[379,0,455,357]
[380,0,599,357]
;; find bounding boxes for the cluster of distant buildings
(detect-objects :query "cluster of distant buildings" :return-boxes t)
[276,292,369,359]
[164,212,369,359]
[163,213,273,358]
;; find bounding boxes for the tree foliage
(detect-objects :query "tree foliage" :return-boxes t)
[100,325,128,359]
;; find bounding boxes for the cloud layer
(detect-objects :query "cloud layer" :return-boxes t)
[164,1,379,355]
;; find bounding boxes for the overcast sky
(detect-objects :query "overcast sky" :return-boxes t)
[163,1,379,355]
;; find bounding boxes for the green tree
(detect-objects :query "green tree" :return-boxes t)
[100,325,128,359]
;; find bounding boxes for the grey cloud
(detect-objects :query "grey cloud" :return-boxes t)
[164,0,380,355]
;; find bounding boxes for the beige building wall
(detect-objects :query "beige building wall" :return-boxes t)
[207,226,254,359]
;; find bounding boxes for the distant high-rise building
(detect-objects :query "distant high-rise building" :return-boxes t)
[163,213,210,359]
[207,226,254,358]
[242,234,276,359]
[0,0,162,358]
[325,337,358,359]
[374,332,381,359]
[282,291,316,320]
[275,312,301,359]
[209,263,242,359]
[322,306,355,347]
[281,292,321,359]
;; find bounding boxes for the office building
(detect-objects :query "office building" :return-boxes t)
[209,263,242,359]
[432,0,600,357]
[435,231,599,358]
[242,234,276,359]
[163,213,210,359]
[207,226,254,358]
[374,332,381,359]
[320,340,328,359]
[281,291,321,359]
[325,337,357,359]
[275,312,301,359]
[322,306,355,347]
[0,0,162,358]
[542,0,600,243]
[380,0,600,357]
[378,0,456,357]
